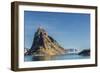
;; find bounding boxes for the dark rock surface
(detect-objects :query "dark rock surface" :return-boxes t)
[78,49,90,56]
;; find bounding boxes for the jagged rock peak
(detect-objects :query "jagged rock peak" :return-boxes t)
[36,26,48,36]
[26,27,65,56]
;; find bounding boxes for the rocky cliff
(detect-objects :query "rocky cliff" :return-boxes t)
[26,27,65,56]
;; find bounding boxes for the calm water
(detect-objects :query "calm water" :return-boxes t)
[24,54,90,61]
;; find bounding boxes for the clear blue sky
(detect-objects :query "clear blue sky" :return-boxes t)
[24,11,90,50]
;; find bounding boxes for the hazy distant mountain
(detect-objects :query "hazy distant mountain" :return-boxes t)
[26,27,65,56]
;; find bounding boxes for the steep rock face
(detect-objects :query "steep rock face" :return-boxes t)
[27,27,65,56]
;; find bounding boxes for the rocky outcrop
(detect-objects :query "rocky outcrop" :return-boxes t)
[78,49,90,56]
[27,27,65,56]
[24,48,29,55]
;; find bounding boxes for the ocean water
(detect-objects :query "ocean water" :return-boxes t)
[24,54,90,61]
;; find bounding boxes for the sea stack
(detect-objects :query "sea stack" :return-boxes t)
[27,27,65,56]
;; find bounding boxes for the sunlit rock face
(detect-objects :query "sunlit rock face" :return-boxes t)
[27,27,65,56]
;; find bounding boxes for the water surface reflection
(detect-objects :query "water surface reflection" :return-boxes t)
[25,54,90,61]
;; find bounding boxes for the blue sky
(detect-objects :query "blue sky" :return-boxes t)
[24,11,90,50]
